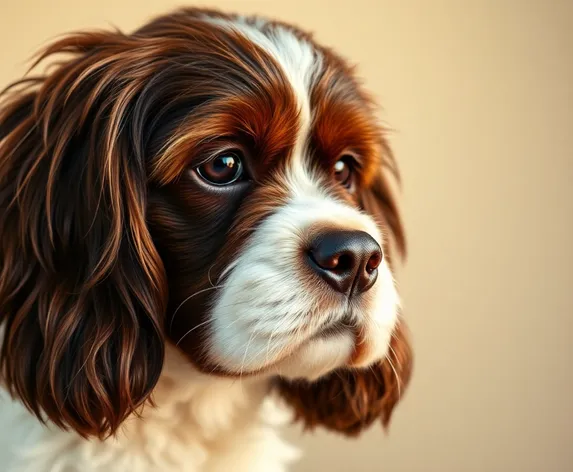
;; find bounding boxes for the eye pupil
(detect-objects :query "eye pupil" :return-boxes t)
[197,152,244,185]
[334,157,354,189]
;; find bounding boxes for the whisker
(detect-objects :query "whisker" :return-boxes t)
[264,323,282,366]
[175,318,213,346]
[169,285,223,333]
[239,330,256,384]
[354,322,367,345]
[217,259,240,284]
[386,354,401,400]
[388,343,403,370]
[207,264,216,288]
[332,370,349,400]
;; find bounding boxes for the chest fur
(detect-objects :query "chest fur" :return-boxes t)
[0,350,299,472]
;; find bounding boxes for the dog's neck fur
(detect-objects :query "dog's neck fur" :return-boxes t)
[0,345,299,472]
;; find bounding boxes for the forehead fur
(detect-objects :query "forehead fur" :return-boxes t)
[132,8,382,185]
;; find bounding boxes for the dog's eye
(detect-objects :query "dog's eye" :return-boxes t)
[334,156,355,190]
[196,151,244,186]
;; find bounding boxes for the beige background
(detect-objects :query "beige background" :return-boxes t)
[1,0,572,471]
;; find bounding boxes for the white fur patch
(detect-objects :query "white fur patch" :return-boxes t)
[0,346,299,472]
[208,162,399,379]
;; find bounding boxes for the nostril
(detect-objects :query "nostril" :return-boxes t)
[365,251,382,273]
[309,248,355,273]
[335,252,354,272]
[308,245,355,272]
[308,249,336,270]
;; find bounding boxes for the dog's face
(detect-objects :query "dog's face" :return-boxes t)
[0,8,411,438]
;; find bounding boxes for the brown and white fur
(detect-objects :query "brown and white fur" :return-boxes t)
[0,8,412,472]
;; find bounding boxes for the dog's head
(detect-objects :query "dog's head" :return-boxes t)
[0,8,412,438]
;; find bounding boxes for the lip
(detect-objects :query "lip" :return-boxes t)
[309,314,355,340]
[251,314,357,375]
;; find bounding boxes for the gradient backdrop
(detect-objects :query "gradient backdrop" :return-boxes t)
[1,1,572,471]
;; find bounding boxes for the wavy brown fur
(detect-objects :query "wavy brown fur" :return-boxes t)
[277,321,412,436]
[0,32,169,439]
[0,7,411,440]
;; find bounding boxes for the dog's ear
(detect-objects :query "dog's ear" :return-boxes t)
[0,33,168,438]
[276,321,412,436]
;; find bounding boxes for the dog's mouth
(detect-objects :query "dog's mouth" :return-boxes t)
[261,311,361,379]
[310,313,356,340]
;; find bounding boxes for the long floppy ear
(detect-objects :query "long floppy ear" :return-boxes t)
[0,33,167,438]
[277,135,412,436]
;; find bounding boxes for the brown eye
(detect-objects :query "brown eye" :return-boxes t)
[197,151,244,186]
[333,157,355,189]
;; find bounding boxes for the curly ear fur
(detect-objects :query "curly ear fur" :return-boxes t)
[277,138,412,436]
[0,33,168,438]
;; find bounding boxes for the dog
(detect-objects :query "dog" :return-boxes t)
[0,7,412,472]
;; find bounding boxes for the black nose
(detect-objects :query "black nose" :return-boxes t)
[307,230,382,296]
